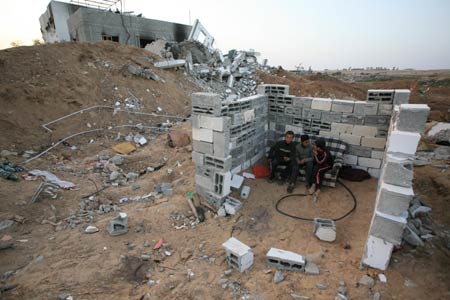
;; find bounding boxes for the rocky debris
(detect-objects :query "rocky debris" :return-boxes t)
[304,261,320,275]
[107,212,128,236]
[127,63,160,81]
[273,271,284,283]
[403,196,435,247]
[0,150,18,158]
[84,225,99,234]
[0,220,14,231]
[316,283,326,290]
[404,278,417,288]
[169,212,197,230]
[378,274,387,283]
[0,162,24,181]
[358,275,375,287]
[372,292,381,300]
[427,122,450,145]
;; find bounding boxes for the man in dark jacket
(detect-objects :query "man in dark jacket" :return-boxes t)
[268,131,298,187]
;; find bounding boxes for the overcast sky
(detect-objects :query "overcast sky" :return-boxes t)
[1,0,449,70]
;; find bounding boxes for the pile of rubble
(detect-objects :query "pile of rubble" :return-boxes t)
[403,197,434,247]
[145,20,273,100]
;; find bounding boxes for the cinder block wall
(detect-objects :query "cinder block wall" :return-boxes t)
[258,85,412,178]
[191,93,268,209]
[361,103,430,270]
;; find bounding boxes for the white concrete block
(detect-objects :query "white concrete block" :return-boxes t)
[192,128,213,143]
[343,154,358,165]
[285,124,303,135]
[224,197,242,215]
[199,116,228,132]
[331,99,354,113]
[386,130,421,155]
[311,98,332,111]
[358,157,381,168]
[368,168,381,178]
[340,133,361,145]
[192,151,204,166]
[266,248,305,265]
[371,150,385,159]
[230,174,244,190]
[393,89,410,105]
[231,165,242,175]
[331,123,353,134]
[243,109,255,123]
[223,237,251,257]
[195,174,213,189]
[362,234,394,270]
[361,137,386,150]
[319,130,340,139]
[352,125,377,137]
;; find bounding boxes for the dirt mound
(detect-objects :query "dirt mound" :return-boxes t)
[0,41,199,152]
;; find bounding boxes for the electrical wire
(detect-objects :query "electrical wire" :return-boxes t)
[275,179,357,222]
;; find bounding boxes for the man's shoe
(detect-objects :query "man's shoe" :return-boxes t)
[287,182,295,193]
[267,175,275,183]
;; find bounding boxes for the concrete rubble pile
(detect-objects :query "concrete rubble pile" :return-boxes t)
[146,19,272,100]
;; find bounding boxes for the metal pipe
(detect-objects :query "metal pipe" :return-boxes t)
[23,125,172,164]
[42,105,187,132]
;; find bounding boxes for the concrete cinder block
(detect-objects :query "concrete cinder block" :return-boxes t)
[285,124,303,135]
[358,157,381,168]
[354,102,379,116]
[224,196,242,215]
[370,211,407,245]
[367,89,395,103]
[386,130,421,155]
[396,104,430,133]
[331,123,353,134]
[368,168,381,178]
[371,150,385,159]
[319,130,340,139]
[199,116,229,132]
[230,174,244,190]
[340,133,361,145]
[293,97,313,108]
[192,151,204,166]
[313,218,336,242]
[346,145,371,158]
[362,234,394,270]
[243,109,255,123]
[361,137,386,150]
[382,154,413,187]
[377,182,414,216]
[195,174,213,190]
[193,140,213,155]
[192,93,222,116]
[266,248,305,271]
[311,98,332,111]
[352,125,377,137]
[213,131,230,158]
[223,237,254,272]
[191,114,201,128]
[213,171,231,197]
[331,99,354,113]
[343,154,358,165]
[204,155,232,171]
[393,89,411,105]
[192,128,213,143]
[378,104,393,115]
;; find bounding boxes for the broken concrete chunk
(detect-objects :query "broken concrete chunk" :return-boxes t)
[410,205,431,218]
[84,225,99,234]
[110,154,125,166]
[305,261,320,275]
[273,270,284,283]
[223,197,242,215]
[358,275,375,287]
[107,213,128,236]
[154,59,186,69]
[313,218,336,242]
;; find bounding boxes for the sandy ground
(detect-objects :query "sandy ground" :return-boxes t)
[0,120,449,300]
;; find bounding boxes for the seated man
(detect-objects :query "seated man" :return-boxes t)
[309,138,333,198]
[268,131,298,187]
[289,134,314,193]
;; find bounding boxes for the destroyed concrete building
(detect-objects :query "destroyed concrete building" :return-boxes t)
[39,0,192,46]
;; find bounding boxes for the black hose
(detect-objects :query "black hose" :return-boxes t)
[275,179,357,222]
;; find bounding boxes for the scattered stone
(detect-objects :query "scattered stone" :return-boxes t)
[290,294,310,300]
[141,254,150,261]
[84,225,99,234]
[378,274,387,283]
[0,219,14,231]
[335,293,348,300]
[273,271,284,283]
[127,243,136,250]
[305,261,320,275]
[109,171,121,181]
[217,206,226,217]
[338,285,347,295]
[35,256,44,264]
[0,150,18,157]
[224,269,233,276]
[316,283,326,290]
[358,275,375,287]
[110,155,125,166]
[143,240,150,247]
[126,172,139,182]
[372,292,381,300]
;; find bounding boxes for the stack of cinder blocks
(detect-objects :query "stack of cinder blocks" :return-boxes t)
[362,102,430,270]
[192,92,268,209]
[258,85,412,178]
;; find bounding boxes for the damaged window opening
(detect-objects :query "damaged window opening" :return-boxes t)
[139,37,155,48]
[102,35,119,42]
